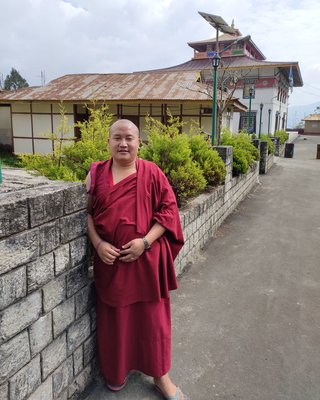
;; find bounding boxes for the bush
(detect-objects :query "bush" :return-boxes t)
[220,128,259,175]
[189,133,226,186]
[260,133,275,155]
[275,129,289,145]
[139,114,206,206]
[20,103,112,181]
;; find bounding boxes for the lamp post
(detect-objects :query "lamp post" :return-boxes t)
[267,109,271,134]
[259,103,263,138]
[210,53,221,146]
[248,87,254,134]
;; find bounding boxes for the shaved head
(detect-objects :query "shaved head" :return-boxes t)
[110,119,139,137]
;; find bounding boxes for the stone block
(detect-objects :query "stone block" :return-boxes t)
[0,331,30,384]
[9,355,41,400]
[29,313,53,356]
[68,364,92,400]
[0,266,26,310]
[70,236,87,267]
[90,306,96,332]
[73,346,83,376]
[55,389,68,400]
[63,184,86,215]
[0,382,8,400]
[39,220,60,255]
[54,244,70,276]
[0,229,39,275]
[67,313,91,354]
[60,211,87,244]
[75,283,95,319]
[0,291,42,343]
[43,275,66,313]
[41,333,67,380]
[66,263,88,298]
[53,297,75,338]
[27,377,53,400]
[52,356,73,399]
[213,145,233,164]
[27,253,55,293]
[29,187,64,228]
[83,334,96,366]
[0,195,28,239]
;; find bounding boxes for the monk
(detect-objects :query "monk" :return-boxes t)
[86,119,189,400]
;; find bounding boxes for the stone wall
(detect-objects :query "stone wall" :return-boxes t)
[0,175,96,400]
[0,142,271,399]
[174,146,260,275]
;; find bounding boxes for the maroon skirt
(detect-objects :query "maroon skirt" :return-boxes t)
[96,297,172,385]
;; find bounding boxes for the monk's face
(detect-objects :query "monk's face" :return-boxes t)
[109,120,141,165]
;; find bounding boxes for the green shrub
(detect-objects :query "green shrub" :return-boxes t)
[260,133,275,155]
[189,133,226,186]
[20,102,112,181]
[220,128,259,175]
[275,129,289,145]
[140,114,206,206]
[232,147,249,175]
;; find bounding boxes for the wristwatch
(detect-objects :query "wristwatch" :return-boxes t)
[142,236,151,250]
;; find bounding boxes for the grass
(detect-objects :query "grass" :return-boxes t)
[0,150,23,168]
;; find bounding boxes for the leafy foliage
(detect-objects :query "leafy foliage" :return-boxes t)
[139,114,207,206]
[220,128,260,175]
[20,103,112,181]
[260,133,275,155]
[4,68,29,90]
[189,133,226,186]
[275,130,289,145]
[20,106,226,206]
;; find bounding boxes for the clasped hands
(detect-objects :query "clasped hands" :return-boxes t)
[96,238,146,265]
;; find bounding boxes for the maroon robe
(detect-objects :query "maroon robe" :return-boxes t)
[89,158,184,384]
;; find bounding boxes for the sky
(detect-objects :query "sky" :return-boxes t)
[0,0,320,108]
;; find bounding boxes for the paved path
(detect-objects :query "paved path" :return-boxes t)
[83,135,320,400]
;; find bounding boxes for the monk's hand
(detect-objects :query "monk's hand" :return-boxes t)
[97,241,121,265]
[119,239,145,262]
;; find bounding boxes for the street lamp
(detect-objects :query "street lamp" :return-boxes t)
[198,12,235,145]
[248,87,254,133]
[259,103,263,138]
[267,109,271,134]
[210,53,221,145]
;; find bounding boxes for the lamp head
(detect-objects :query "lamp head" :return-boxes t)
[211,53,221,69]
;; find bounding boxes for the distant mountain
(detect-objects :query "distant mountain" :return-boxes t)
[287,102,320,128]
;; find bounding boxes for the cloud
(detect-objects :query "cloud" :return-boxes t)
[0,0,319,106]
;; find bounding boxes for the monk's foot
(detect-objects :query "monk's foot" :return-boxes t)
[154,373,179,398]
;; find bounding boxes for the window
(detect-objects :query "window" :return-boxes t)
[239,111,257,133]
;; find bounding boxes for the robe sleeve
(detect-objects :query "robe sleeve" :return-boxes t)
[152,167,184,260]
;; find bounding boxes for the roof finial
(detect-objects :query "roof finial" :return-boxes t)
[231,19,235,29]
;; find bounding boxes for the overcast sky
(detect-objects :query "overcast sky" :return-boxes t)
[1,0,319,107]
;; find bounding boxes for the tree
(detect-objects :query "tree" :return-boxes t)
[4,68,29,90]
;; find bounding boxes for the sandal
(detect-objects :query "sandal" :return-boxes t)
[155,384,190,400]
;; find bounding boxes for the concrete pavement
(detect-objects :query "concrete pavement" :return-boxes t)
[83,135,320,400]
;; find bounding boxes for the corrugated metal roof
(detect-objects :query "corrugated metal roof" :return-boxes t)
[0,71,214,102]
[148,56,303,87]
[0,70,247,111]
